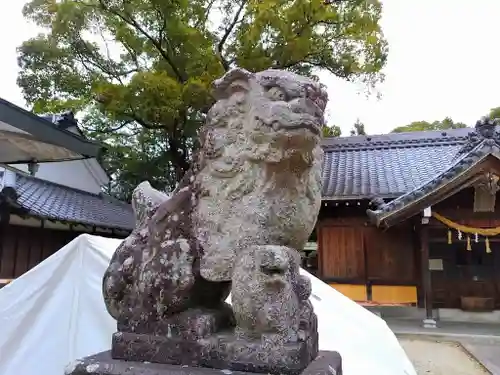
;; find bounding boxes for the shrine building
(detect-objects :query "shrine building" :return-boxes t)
[312,118,500,321]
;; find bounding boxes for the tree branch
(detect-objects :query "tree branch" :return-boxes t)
[195,0,217,29]
[274,52,316,70]
[94,92,164,131]
[127,111,164,130]
[97,0,186,82]
[71,37,138,84]
[95,120,133,133]
[167,136,190,181]
[217,0,247,71]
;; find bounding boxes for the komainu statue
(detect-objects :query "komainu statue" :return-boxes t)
[101,68,331,375]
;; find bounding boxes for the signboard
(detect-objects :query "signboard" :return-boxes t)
[429,258,444,271]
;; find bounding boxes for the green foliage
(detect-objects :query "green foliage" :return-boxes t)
[18,0,388,200]
[488,107,500,120]
[322,124,342,138]
[391,117,468,133]
[350,118,366,135]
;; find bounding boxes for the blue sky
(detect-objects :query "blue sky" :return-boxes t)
[1,0,500,135]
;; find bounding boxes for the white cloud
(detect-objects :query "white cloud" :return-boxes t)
[1,0,499,135]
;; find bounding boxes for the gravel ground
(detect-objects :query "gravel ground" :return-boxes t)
[399,338,489,375]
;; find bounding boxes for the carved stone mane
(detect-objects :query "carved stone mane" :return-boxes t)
[193,68,326,281]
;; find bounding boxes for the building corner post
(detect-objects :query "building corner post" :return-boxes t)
[421,207,436,328]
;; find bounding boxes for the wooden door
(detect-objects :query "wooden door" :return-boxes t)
[319,224,365,282]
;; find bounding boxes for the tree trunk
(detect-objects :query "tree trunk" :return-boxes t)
[167,137,190,183]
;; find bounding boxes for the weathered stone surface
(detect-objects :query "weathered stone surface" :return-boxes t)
[64,350,248,375]
[201,334,314,375]
[103,179,232,336]
[102,67,326,335]
[111,331,208,367]
[195,68,326,282]
[111,304,318,373]
[116,305,235,339]
[232,245,312,344]
[303,351,343,375]
[100,67,328,372]
[111,331,313,374]
[65,350,341,375]
[110,245,318,372]
[112,317,318,373]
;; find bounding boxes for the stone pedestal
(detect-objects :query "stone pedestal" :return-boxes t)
[111,331,315,375]
[109,298,319,375]
[422,318,437,329]
[65,350,342,375]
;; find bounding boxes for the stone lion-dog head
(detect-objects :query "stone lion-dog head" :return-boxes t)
[196,68,327,198]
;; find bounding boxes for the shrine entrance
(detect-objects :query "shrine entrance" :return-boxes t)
[425,186,500,311]
[428,231,499,310]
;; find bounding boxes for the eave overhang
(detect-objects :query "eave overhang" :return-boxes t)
[0,98,101,162]
[367,118,500,228]
[321,193,400,201]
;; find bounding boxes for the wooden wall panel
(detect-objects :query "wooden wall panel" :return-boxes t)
[320,225,364,280]
[0,225,75,279]
[0,225,126,279]
[364,224,417,284]
[14,226,31,277]
[319,218,418,286]
[318,185,500,307]
[0,229,16,278]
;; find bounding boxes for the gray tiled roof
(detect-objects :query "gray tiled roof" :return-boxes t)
[5,171,134,231]
[321,128,475,199]
[2,127,480,228]
[365,120,500,227]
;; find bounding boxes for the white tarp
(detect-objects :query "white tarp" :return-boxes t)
[0,234,416,375]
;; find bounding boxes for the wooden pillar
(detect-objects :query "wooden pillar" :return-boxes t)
[316,224,323,278]
[420,217,436,328]
[0,202,11,279]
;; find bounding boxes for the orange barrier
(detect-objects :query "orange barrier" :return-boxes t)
[371,285,418,304]
[329,283,418,305]
[329,284,367,301]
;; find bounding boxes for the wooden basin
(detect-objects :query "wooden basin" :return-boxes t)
[460,296,495,311]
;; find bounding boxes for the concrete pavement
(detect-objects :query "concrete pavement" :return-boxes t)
[386,318,500,374]
[462,342,500,375]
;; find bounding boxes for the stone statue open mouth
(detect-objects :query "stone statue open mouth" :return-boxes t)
[261,265,286,277]
[268,98,324,136]
[273,119,321,135]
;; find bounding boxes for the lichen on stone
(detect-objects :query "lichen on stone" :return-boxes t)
[101,68,326,350]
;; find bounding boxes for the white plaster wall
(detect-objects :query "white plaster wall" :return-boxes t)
[8,158,108,194]
[0,117,110,194]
